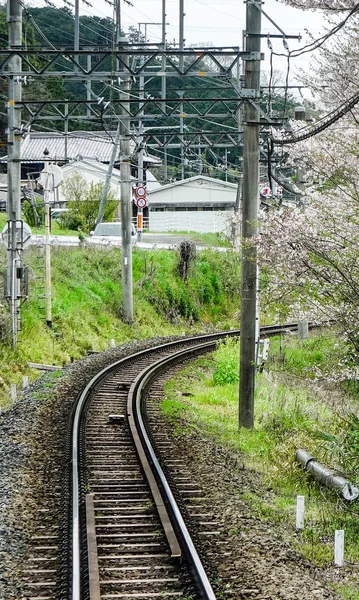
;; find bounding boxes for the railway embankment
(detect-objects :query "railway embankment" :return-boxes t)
[0,330,358,599]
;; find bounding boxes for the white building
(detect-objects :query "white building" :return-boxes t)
[147,175,238,233]
[45,159,160,207]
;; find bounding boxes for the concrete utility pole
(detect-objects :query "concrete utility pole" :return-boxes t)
[161,0,168,181]
[119,40,133,323]
[74,0,79,64]
[177,90,185,179]
[43,152,52,328]
[7,0,22,347]
[179,0,184,71]
[239,0,261,429]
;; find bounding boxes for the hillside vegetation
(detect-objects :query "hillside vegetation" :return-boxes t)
[0,244,240,408]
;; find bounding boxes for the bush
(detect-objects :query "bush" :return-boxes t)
[213,337,240,384]
[177,239,196,282]
[22,198,45,227]
[62,173,118,233]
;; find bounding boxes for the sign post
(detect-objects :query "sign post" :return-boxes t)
[134,185,147,242]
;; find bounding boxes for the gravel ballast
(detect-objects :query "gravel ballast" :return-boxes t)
[0,339,356,599]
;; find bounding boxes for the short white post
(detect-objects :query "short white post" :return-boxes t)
[11,383,17,404]
[296,495,305,529]
[110,339,116,348]
[298,318,309,341]
[23,375,29,389]
[334,530,344,566]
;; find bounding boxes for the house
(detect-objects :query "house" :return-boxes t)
[147,175,238,233]
[55,159,122,207]
[0,130,161,181]
[0,131,161,212]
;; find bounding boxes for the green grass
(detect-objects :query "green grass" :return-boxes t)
[162,333,359,598]
[32,221,82,236]
[0,212,80,236]
[0,244,241,408]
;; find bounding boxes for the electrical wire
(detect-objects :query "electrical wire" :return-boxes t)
[26,0,117,46]
[282,52,291,122]
[273,1,359,59]
[272,89,359,145]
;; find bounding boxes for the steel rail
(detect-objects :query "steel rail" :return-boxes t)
[71,323,301,599]
[128,341,219,600]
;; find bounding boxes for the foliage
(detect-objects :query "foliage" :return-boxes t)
[61,173,118,233]
[212,337,240,384]
[0,245,241,408]
[162,332,359,593]
[254,189,359,366]
[22,197,45,227]
[136,248,240,323]
[0,302,10,341]
[177,239,197,282]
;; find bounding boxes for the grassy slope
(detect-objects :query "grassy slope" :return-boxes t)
[0,243,241,406]
[162,333,359,599]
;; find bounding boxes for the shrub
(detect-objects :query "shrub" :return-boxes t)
[62,173,118,233]
[213,337,240,385]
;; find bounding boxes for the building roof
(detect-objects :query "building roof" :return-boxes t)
[147,175,237,195]
[0,131,161,165]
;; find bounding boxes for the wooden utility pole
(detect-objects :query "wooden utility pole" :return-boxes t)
[239,0,261,428]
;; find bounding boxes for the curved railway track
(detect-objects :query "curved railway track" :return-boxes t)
[22,324,301,600]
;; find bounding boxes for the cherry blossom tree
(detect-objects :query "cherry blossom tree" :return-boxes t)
[256,127,359,360]
[281,0,357,10]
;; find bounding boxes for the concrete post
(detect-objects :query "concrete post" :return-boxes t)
[239,0,261,429]
[7,0,22,347]
[120,42,133,323]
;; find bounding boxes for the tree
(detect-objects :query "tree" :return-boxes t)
[61,173,119,233]
[258,2,359,364]
[255,168,359,361]
[281,0,357,9]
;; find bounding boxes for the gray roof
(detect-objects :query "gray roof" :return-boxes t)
[147,175,237,194]
[0,131,161,164]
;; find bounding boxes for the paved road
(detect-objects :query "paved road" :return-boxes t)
[30,232,209,249]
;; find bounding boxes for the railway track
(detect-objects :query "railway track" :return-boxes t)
[21,324,300,600]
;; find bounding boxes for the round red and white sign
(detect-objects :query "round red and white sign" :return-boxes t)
[135,185,146,198]
[260,186,272,197]
[136,197,147,208]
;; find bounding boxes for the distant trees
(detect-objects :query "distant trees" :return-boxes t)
[61,173,118,233]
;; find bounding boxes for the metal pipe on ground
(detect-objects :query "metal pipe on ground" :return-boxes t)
[295,449,359,501]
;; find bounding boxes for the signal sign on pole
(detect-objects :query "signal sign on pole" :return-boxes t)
[135,185,146,199]
[260,185,272,198]
[135,196,147,209]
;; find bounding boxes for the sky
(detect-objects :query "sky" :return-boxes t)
[104,0,327,85]
[37,0,329,92]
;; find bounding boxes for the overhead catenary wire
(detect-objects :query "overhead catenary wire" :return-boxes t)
[272,89,359,145]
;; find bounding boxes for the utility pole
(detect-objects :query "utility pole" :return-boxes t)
[119,40,133,323]
[74,0,79,65]
[179,0,184,71]
[43,150,52,328]
[177,90,185,179]
[161,0,168,181]
[7,0,22,347]
[239,0,261,429]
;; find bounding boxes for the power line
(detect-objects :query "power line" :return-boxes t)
[272,90,359,145]
[273,1,359,59]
